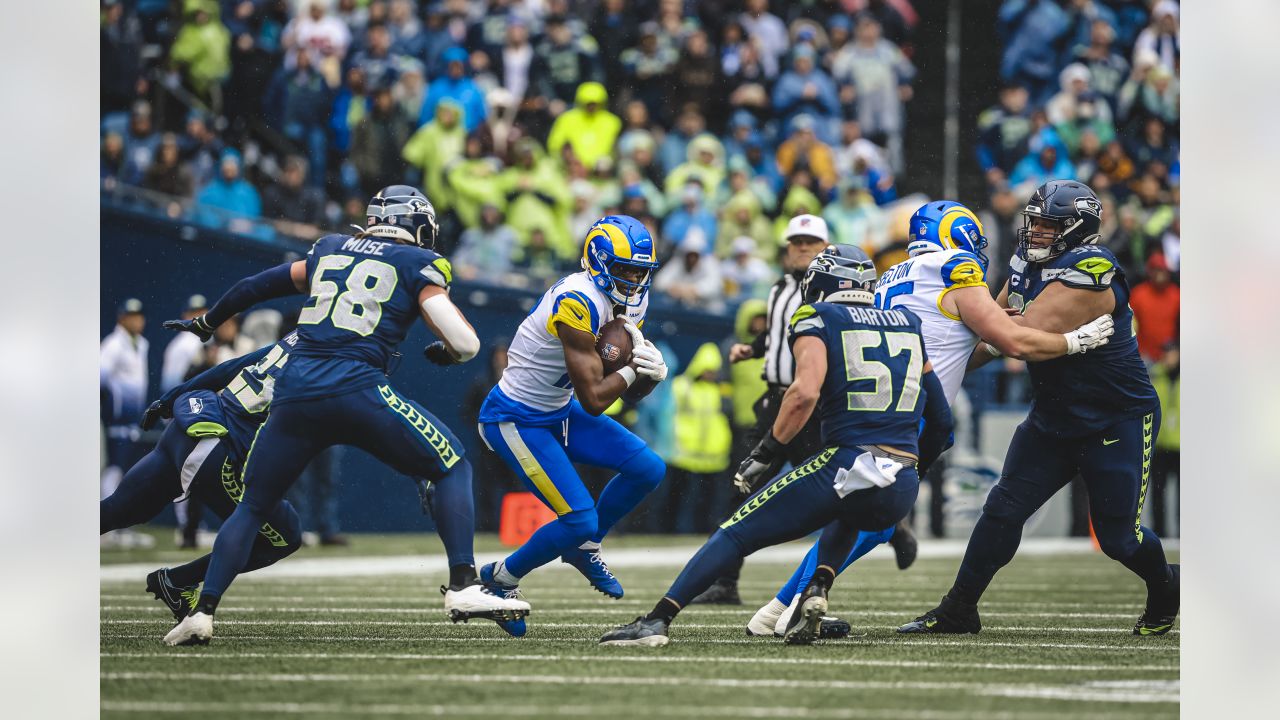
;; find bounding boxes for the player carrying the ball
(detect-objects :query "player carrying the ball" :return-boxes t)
[477,216,669,633]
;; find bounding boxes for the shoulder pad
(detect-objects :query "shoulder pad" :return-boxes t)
[308,234,346,256]
[789,303,825,336]
[1043,247,1117,289]
[546,289,600,337]
[939,251,986,289]
[419,256,453,288]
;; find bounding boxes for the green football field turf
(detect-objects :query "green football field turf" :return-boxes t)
[101,532,1178,719]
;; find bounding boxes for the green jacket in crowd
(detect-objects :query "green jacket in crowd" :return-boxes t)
[498,140,574,260]
[1150,363,1179,451]
[729,300,768,429]
[170,0,231,97]
[401,99,466,214]
[671,343,733,474]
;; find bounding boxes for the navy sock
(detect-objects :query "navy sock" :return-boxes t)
[430,460,476,570]
[592,449,665,543]
[663,529,748,607]
[810,564,836,589]
[646,597,681,624]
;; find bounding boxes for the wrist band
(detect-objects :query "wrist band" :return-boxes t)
[618,366,638,388]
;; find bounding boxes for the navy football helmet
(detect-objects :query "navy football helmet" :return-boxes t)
[801,244,878,305]
[1016,180,1103,262]
[365,185,439,249]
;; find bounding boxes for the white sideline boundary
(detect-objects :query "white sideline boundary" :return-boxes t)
[100,537,1176,582]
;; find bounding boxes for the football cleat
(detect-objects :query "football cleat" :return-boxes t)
[690,579,742,605]
[442,583,530,636]
[897,595,982,634]
[747,598,786,636]
[145,568,200,624]
[783,582,829,645]
[163,611,213,646]
[599,616,670,647]
[889,519,919,570]
[561,546,624,599]
[1134,564,1179,636]
[773,595,853,639]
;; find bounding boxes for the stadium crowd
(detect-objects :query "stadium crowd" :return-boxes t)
[102,0,1179,538]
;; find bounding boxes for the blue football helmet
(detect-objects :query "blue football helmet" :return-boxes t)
[801,244,877,306]
[907,201,988,268]
[581,215,659,306]
[365,185,439,249]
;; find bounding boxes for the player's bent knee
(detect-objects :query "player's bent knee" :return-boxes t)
[981,483,1036,527]
[1095,525,1140,560]
[559,508,599,546]
[621,448,666,492]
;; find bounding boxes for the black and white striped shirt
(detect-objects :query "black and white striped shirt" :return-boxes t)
[762,272,804,386]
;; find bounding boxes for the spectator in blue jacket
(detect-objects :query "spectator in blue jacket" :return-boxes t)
[662,184,718,254]
[266,48,335,188]
[976,83,1033,186]
[1009,127,1075,189]
[771,45,840,144]
[197,149,262,219]
[330,66,369,155]
[419,46,488,132]
[999,0,1070,105]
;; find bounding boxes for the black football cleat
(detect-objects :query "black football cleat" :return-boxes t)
[783,580,830,645]
[897,595,982,634]
[817,616,853,639]
[146,568,200,624]
[689,579,742,605]
[1134,564,1179,636]
[599,616,670,647]
[889,519,919,570]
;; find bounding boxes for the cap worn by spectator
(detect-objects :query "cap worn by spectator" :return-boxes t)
[442,46,468,66]
[119,298,145,315]
[576,81,608,108]
[784,213,829,244]
[1152,0,1179,21]
[186,294,209,313]
[1146,252,1170,275]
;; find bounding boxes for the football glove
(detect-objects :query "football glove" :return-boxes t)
[162,315,214,342]
[423,341,461,366]
[734,433,786,495]
[140,399,172,431]
[632,340,668,383]
[1064,314,1114,355]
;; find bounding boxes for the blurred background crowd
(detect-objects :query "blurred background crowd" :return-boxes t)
[102,0,1179,541]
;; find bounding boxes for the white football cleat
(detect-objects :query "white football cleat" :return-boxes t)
[445,583,532,619]
[163,611,213,646]
[747,597,787,636]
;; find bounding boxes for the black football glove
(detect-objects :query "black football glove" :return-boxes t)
[139,398,173,431]
[734,433,787,495]
[162,315,215,342]
[423,341,461,366]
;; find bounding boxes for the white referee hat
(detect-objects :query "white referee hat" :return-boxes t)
[783,214,830,244]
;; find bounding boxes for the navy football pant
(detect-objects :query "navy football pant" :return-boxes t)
[203,384,472,599]
[100,421,302,586]
[664,447,919,607]
[952,409,1171,604]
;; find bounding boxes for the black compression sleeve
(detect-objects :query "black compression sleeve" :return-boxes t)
[204,263,301,328]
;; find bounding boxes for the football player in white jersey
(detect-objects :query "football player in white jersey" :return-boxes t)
[745,201,1116,637]
[476,216,670,635]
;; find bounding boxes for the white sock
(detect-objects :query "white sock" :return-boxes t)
[578,541,601,551]
[493,561,521,586]
[764,597,787,616]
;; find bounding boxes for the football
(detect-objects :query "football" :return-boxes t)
[595,317,634,375]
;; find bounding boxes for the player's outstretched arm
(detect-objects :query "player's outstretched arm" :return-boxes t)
[951,283,1113,362]
[558,323,637,416]
[140,343,276,430]
[164,261,308,340]
[733,335,826,493]
[419,285,480,365]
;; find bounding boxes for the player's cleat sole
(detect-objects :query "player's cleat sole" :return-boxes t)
[560,546,624,599]
[163,611,213,646]
[1134,564,1179,636]
[897,596,982,634]
[599,616,670,647]
[145,568,200,625]
[783,592,828,645]
[889,519,919,571]
[448,608,529,636]
[690,580,742,605]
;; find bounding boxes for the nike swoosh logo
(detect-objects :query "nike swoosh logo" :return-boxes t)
[1139,624,1171,635]
[1102,438,1120,446]
[924,618,937,628]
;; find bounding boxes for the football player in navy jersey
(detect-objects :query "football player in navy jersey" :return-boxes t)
[161,186,529,646]
[899,180,1180,637]
[600,246,955,646]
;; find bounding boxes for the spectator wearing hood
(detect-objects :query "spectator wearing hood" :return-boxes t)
[721,111,760,164]
[447,134,506,229]
[1117,52,1179,127]
[547,82,623,171]
[664,134,726,208]
[499,138,574,259]
[773,184,824,241]
[1046,63,1114,128]
[775,114,838,196]
[831,14,916,172]
[662,185,719,257]
[727,299,768,442]
[721,236,777,302]
[419,46,488,132]
[660,107,707,175]
[772,45,841,144]
[741,132,784,196]
[653,230,724,312]
[618,129,665,191]
[1129,252,1179,362]
[197,149,261,220]
[1009,128,1075,190]
[401,98,467,215]
[662,341,734,533]
[1053,89,1116,156]
[170,0,231,102]
[823,180,888,251]
[1133,0,1180,73]
[717,189,774,259]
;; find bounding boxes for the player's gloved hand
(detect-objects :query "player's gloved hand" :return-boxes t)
[162,315,214,342]
[139,399,173,431]
[734,432,786,495]
[1063,314,1114,355]
[423,341,461,366]
[631,339,668,383]
[621,316,646,348]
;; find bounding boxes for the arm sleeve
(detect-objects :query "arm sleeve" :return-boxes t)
[917,369,954,472]
[204,263,301,327]
[156,344,274,407]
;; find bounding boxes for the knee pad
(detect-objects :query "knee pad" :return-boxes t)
[558,508,599,546]
[620,448,666,492]
[981,482,1035,527]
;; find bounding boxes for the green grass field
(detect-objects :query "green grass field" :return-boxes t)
[101,532,1178,719]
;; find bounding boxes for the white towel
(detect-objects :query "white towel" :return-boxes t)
[832,452,905,499]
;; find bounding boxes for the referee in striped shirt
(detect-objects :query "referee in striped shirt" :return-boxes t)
[690,214,918,605]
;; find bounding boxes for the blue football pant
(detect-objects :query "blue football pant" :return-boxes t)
[773,525,897,605]
[480,400,665,579]
[952,409,1172,603]
[203,383,473,599]
[99,421,302,585]
[664,447,919,607]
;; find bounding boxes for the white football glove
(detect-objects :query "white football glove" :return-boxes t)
[631,339,668,382]
[1064,314,1114,355]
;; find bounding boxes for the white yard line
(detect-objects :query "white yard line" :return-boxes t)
[100,671,1178,704]
[100,650,1179,673]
